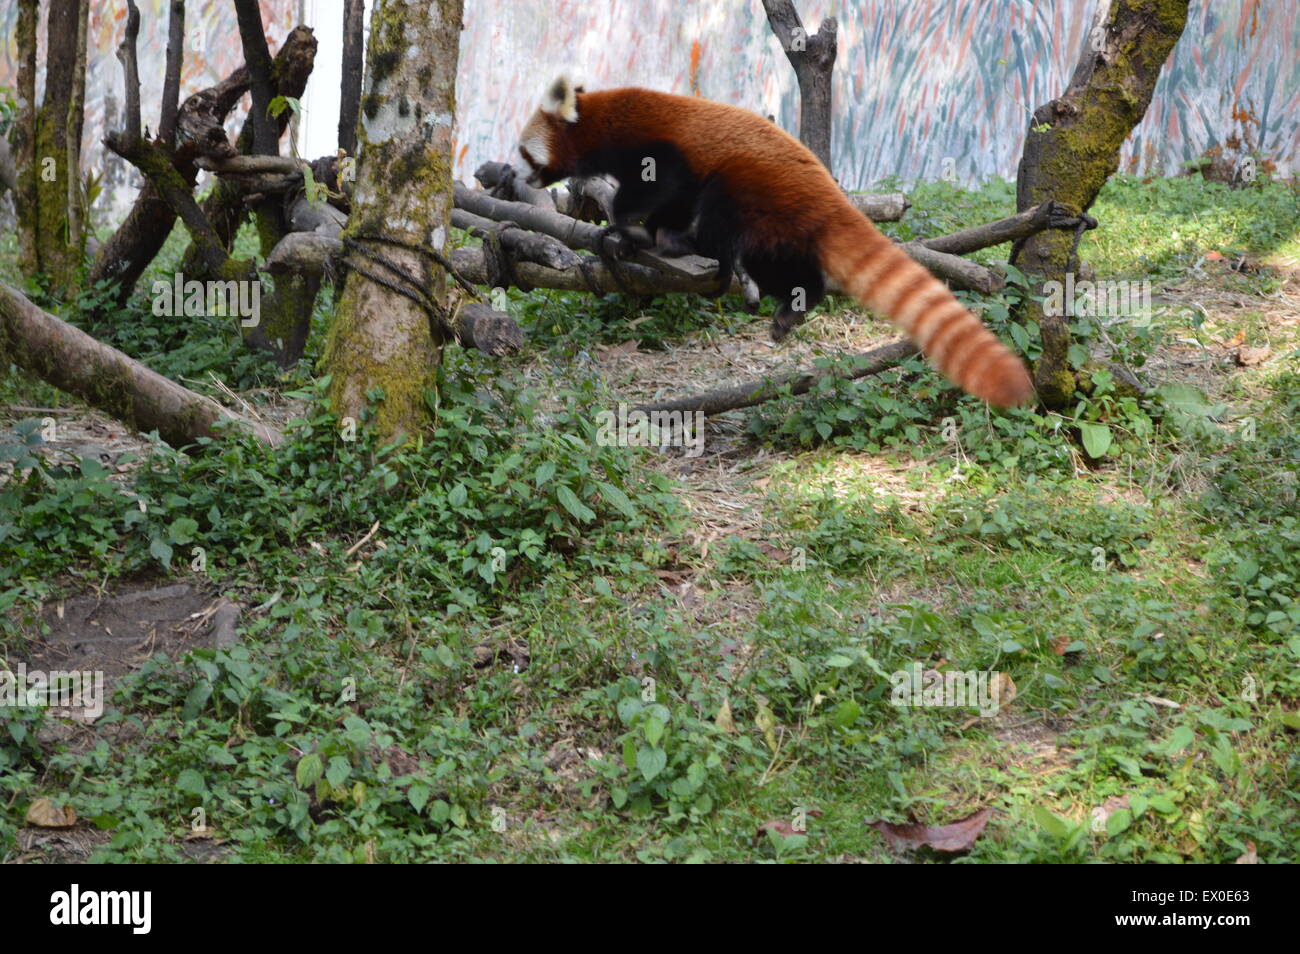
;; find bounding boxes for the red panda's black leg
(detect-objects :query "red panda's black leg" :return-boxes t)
[588,142,699,258]
[689,177,741,297]
[743,247,826,340]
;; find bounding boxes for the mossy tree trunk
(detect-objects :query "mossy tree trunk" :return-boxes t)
[322,0,464,443]
[13,0,90,300]
[1014,0,1189,407]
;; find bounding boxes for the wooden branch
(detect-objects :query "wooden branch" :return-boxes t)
[104,132,232,275]
[449,246,739,296]
[845,191,909,222]
[184,26,318,269]
[65,0,91,267]
[0,283,281,449]
[473,160,558,210]
[338,0,365,157]
[158,0,185,142]
[116,0,142,147]
[898,242,1002,294]
[562,176,617,222]
[453,182,710,275]
[89,50,256,301]
[196,154,308,175]
[455,302,524,355]
[286,195,346,236]
[451,209,582,271]
[635,340,919,416]
[451,183,1057,294]
[921,200,1079,256]
[232,0,278,156]
[264,232,341,275]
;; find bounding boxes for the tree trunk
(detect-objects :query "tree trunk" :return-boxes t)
[18,0,90,299]
[12,0,38,278]
[1014,0,1190,407]
[339,0,366,158]
[321,0,464,443]
[761,0,837,172]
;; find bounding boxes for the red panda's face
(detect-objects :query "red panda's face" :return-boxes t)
[518,111,561,187]
[517,76,582,187]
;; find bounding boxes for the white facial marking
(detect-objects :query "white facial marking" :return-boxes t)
[520,134,549,168]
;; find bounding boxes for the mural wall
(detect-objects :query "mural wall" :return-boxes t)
[1,0,1296,229]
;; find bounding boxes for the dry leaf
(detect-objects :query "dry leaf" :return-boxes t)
[1221,330,1246,348]
[755,542,792,562]
[715,698,736,734]
[989,672,1017,710]
[26,798,77,829]
[755,819,802,841]
[1236,346,1270,366]
[755,701,778,752]
[1204,250,1224,261]
[754,811,823,845]
[866,807,993,853]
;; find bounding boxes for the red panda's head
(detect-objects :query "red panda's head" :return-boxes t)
[517,75,583,187]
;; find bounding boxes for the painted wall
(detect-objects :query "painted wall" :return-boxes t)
[1,0,1295,229]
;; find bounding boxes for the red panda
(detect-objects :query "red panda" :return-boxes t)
[516,77,1034,408]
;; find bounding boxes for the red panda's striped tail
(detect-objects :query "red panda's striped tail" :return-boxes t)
[818,207,1034,408]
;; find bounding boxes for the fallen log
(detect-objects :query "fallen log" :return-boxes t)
[0,283,281,449]
[635,340,920,416]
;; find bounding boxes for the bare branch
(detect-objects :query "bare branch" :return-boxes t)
[104,132,232,275]
[232,0,278,156]
[116,0,142,146]
[845,191,909,222]
[635,340,919,416]
[158,0,185,142]
[473,161,558,210]
[921,201,1082,256]
[451,208,582,270]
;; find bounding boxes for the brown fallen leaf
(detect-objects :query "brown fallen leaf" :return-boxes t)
[754,811,823,844]
[1221,329,1246,348]
[715,698,736,734]
[755,541,792,562]
[989,672,1017,710]
[754,819,802,844]
[653,568,693,586]
[26,797,77,829]
[866,807,993,853]
[1234,841,1258,864]
[1236,346,1271,366]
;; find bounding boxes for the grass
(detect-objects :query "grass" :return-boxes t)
[1,173,1298,863]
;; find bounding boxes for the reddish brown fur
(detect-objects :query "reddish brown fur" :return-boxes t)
[523,87,1034,407]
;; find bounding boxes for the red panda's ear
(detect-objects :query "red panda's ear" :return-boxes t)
[542,75,580,123]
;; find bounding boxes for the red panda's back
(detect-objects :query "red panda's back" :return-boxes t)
[576,88,844,242]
